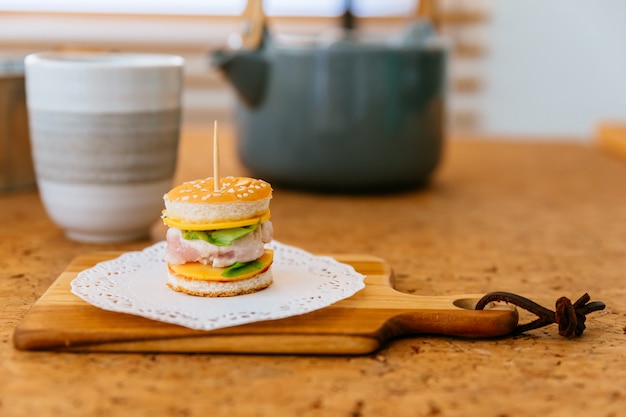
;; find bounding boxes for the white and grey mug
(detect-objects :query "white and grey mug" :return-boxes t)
[25,52,184,243]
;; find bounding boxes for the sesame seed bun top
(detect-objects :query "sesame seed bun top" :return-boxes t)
[164,176,272,204]
[162,176,272,229]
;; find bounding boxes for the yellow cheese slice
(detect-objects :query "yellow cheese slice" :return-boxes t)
[162,210,270,231]
[168,249,274,282]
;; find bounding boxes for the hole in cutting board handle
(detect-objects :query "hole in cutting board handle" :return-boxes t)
[453,297,516,312]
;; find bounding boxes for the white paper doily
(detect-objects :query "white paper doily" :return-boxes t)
[70,241,365,331]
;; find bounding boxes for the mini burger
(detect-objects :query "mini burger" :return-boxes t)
[162,176,274,297]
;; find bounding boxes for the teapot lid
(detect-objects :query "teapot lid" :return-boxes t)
[272,25,444,52]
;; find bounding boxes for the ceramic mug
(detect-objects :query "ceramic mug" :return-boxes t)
[25,52,184,243]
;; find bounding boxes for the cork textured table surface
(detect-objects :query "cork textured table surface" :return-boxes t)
[1,124,625,416]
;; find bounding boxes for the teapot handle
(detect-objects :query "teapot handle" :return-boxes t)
[240,0,267,50]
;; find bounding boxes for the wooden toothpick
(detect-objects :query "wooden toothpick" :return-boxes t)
[213,120,220,192]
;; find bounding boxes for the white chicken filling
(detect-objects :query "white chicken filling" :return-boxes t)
[164,221,274,268]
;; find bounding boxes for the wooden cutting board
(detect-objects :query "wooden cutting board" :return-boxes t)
[13,252,518,354]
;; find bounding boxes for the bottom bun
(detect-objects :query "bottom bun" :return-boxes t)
[167,267,273,297]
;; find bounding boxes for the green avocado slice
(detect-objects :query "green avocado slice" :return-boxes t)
[221,260,266,278]
[181,223,258,246]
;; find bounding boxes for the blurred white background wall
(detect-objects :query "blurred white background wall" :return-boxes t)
[1,0,625,140]
[482,0,626,140]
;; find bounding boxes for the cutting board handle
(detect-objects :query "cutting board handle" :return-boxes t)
[387,303,519,339]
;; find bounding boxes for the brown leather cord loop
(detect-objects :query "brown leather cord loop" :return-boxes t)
[475,292,606,337]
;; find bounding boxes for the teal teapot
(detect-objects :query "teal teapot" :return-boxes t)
[212,15,446,192]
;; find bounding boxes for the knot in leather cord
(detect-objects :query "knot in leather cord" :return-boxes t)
[475,292,606,338]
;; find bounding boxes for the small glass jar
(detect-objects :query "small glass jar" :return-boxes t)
[0,56,35,193]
